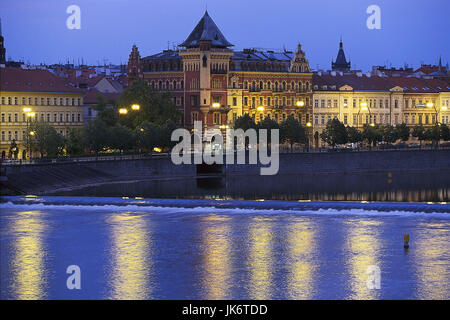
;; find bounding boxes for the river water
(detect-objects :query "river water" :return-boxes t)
[1,196,449,300]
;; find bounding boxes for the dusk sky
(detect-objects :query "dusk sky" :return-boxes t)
[1,0,449,71]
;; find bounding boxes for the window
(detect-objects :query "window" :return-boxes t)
[77,114,81,122]
[321,115,325,125]
[344,115,348,125]
[213,112,220,124]
[1,131,4,141]
[1,114,4,122]
[190,95,198,107]
[314,99,319,108]
[191,112,198,124]
[321,100,325,108]
[14,113,18,122]
[344,99,348,108]
[54,114,57,122]
[244,97,248,106]
[267,97,271,106]
[395,100,399,108]
[232,97,237,106]
[315,115,319,125]
[47,114,50,122]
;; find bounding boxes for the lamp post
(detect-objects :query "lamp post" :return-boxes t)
[426,102,447,125]
[23,107,35,159]
[356,101,373,128]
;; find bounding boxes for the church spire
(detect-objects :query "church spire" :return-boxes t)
[332,37,351,72]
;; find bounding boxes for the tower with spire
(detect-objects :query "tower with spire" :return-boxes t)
[0,18,6,64]
[331,37,351,72]
[127,44,142,84]
[179,10,234,129]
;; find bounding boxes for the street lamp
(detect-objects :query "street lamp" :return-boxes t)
[257,106,265,112]
[23,108,35,159]
[212,102,221,108]
[131,104,140,111]
[426,102,446,124]
[357,101,372,128]
[296,100,304,107]
[118,108,128,115]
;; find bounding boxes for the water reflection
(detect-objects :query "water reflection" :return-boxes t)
[344,220,382,300]
[286,219,317,299]
[247,217,274,300]
[106,212,152,300]
[200,214,232,299]
[414,222,450,299]
[10,211,48,300]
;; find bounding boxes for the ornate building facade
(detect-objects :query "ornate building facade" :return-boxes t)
[127,11,313,136]
[0,68,84,159]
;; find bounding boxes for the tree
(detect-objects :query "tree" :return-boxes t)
[118,80,181,128]
[258,115,280,144]
[439,123,450,141]
[93,95,119,127]
[66,128,85,156]
[234,113,257,131]
[109,124,134,153]
[362,124,383,147]
[8,139,19,158]
[320,118,348,147]
[83,118,111,155]
[135,121,160,152]
[29,120,64,157]
[394,123,410,142]
[346,126,362,144]
[429,124,441,148]
[412,125,426,145]
[159,119,179,150]
[382,125,398,143]
[280,115,307,151]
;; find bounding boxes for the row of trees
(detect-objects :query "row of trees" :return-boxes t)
[22,80,182,158]
[234,114,308,149]
[320,118,450,147]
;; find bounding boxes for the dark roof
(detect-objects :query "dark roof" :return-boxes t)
[230,49,294,72]
[142,50,181,61]
[0,67,84,94]
[180,11,233,48]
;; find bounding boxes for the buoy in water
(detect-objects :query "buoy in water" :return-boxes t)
[404,234,410,249]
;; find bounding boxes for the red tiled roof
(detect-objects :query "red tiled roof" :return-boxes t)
[0,67,83,94]
[313,73,450,93]
[83,87,120,104]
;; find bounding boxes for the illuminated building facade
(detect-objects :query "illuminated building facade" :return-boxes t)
[0,67,84,159]
[127,11,313,135]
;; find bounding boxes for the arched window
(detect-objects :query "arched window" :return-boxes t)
[173,80,177,90]
[275,81,279,91]
[158,80,162,90]
[282,82,286,91]
[259,81,263,90]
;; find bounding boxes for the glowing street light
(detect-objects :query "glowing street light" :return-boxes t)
[29,131,35,136]
[306,122,312,127]
[426,102,434,108]
[212,102,221,108]
[360,102,368,111]
[118,108,128,115]
[131,104,140,111]
[296,100,305,107]
[442,106,448,111]
[257,106,265,112]
[23,107,32,113]
[370,123,375,127]
[27,112,35,117]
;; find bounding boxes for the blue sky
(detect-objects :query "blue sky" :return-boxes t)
[0,0,449,71]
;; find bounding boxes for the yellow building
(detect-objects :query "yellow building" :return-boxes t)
[312,72,450,145]
[0,67,84,159]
